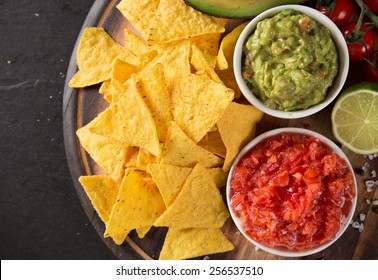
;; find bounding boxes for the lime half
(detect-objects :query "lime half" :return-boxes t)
[331,82,378,155]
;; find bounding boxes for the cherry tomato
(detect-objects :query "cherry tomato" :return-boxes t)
[341,22,375,61]
[363,0,378,14]
[316,0,353,27]
[363,52,378,82]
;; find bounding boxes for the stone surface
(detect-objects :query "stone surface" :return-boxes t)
[0,0,116,259]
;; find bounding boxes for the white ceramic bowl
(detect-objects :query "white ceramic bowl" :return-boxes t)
[226,127,357,257]
[233,5,349,119]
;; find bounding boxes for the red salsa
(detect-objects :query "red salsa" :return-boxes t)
[230,132,356,251]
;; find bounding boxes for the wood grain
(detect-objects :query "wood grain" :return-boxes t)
[63,0,378,260]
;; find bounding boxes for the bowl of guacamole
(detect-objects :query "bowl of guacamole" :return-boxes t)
[234,5,349,119]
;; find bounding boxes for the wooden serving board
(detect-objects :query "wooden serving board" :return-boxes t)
[63,0,378,260]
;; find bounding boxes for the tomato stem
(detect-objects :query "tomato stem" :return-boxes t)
[347,23,375,42]
[347,0,376,58]
[355,0,378,28]
[363,52,378,68]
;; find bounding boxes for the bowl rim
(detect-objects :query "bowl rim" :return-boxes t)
[226,127,357,257]
[233,5,350,119]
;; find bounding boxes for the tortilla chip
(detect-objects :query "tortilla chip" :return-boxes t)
[78,175,119,223]
[211,17,228,27]
[70,2,245,257]
[111,232,129,245]
[146,0,225,45]
[150,40,191,82]
[84,76,161,158]
[217,102,263,171]
[215,22,248,98]
[135,63,171,142]
[99,78,129,104]
[109,78,129,104]
[99,80,113,104]
[147,164,192,207]
[208,167,228,188]
[103,93,112,104]
[99,80,111,95]
[78,175,129,245]
[117,0,160,40]
[216,70,242,99]
[171,71,234,143]
[111,58,136,83]
[105,169,166,236]
[68,27,137,88]
[76,127,128,184]
[136,226,151,238]
[191,35,221,68]
[161,33,222,69]
[154,164,229,228]
[123,29,151,56]
[136,149,157,171]
[122,30,158,69]
[198,129,227,158]
[125,146,139,168]
[159,228,234,260]
[161,122,223,167]
[216,22,247,70]
[136,49,159,70]
[191,45,222,83]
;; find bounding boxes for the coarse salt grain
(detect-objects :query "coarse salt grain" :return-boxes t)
[359,223,364,232]
[372,200,378,206]
[372,170,377,178]
[362,162,370,172]
[359,213,366,222]
[352,221,360,228]
[365,180,375,188]
[366,199,371,205]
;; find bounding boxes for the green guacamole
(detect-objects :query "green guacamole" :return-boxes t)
[242,9,338,111]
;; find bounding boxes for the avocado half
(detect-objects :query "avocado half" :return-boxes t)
[185,0,306,18]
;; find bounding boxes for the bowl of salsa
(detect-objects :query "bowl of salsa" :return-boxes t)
[233,5,349,119]
[227,128,357,257]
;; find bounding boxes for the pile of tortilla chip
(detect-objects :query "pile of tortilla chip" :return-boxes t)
[70,0,263,260]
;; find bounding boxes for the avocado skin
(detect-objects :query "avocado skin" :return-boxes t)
[184,0,306,18]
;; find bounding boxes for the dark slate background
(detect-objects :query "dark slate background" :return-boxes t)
[0,0,116,259]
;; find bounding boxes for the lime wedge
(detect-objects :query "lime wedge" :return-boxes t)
[331,82,378,155]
